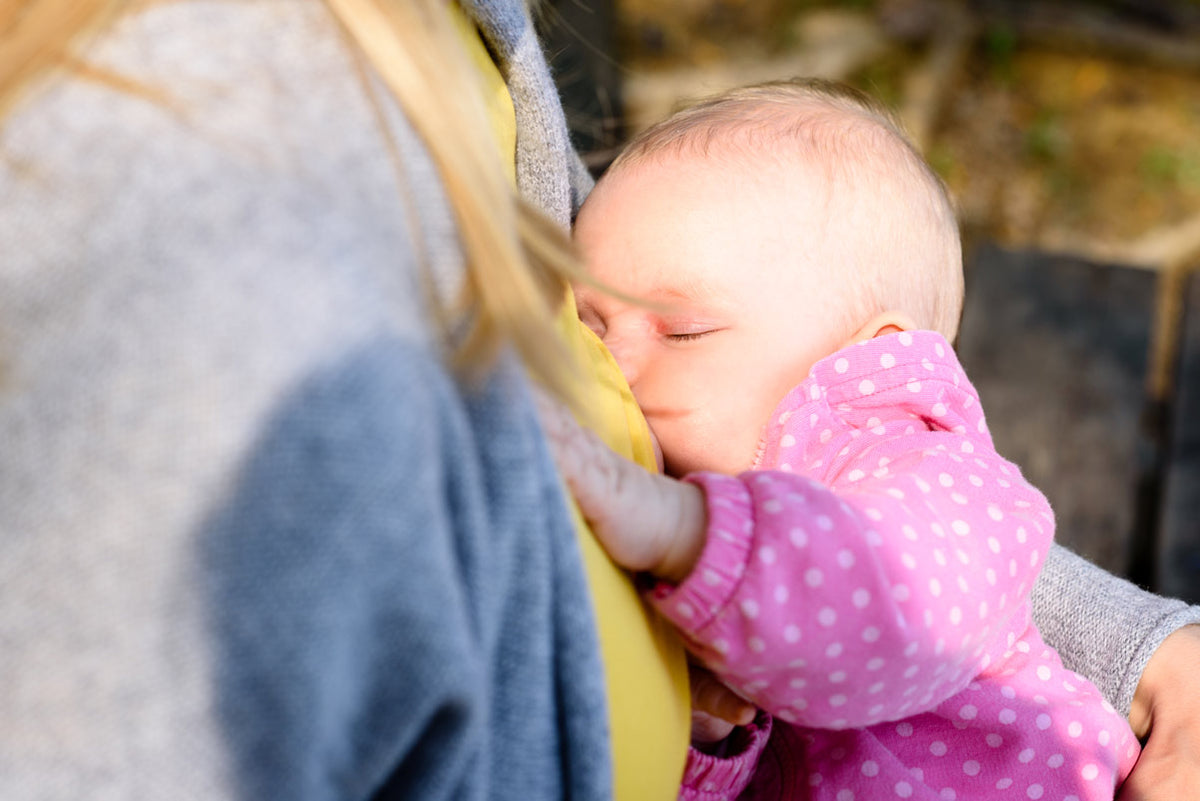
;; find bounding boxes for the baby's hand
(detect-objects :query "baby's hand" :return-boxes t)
[689,663,756,745]
[534,391,707,583]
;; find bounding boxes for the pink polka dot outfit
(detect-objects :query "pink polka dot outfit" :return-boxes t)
[658,331,1138,801]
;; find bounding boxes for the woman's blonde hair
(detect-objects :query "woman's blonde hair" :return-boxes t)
[0,0,582,401]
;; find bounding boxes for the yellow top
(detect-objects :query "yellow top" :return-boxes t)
[451,7,691,799]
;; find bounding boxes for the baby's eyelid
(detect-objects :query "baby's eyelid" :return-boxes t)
[663,325,720,342]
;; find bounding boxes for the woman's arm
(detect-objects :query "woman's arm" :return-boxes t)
[1032,547,1200,800]
[199,347,613,801]
[1120,625,1200,799]
[1032,545,1200,718]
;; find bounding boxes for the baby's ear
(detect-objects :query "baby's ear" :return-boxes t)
[843,311,919,347]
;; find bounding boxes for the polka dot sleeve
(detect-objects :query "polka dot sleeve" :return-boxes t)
[649,451,1054,730]
[656,334,1137,801]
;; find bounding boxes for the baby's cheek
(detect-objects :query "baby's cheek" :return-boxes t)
[650,423,684,476]
[658,424,757,477]
[644,375,763,475]
[654,423,704,478]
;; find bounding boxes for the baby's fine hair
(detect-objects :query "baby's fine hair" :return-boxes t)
[608,78,964,341]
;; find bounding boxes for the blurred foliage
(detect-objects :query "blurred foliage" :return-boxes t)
[982,24,1018,84]
[1024,111,1069,164]
[1140,146,1200,190]
[848,50,911,110]
[780,0,876,12]
[617,0,1200,245]
[926,143,959,185]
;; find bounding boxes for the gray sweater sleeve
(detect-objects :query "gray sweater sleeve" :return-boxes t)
[197,343,610,801]
[1034,544,1200,717]
[0,1,609,799]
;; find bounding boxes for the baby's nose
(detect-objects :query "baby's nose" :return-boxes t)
[604,336,642,388]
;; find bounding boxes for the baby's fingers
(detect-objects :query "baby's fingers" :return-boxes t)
[533,390,707,582]
[533,389,639,533]
[691,710,737,746]
[690,664,756,728]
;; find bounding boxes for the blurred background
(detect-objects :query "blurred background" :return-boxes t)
[537,0,1200,601]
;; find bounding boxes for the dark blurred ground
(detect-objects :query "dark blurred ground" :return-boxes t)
[540,0,1200,599]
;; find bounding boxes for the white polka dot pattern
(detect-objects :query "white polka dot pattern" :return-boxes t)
[658,332,1139,801]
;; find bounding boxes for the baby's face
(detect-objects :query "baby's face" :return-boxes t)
[574,155,846,476]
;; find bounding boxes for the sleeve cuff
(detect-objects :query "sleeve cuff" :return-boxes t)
[679,711,773,801]
[1116,610,1200,717]
[646,472,756,638]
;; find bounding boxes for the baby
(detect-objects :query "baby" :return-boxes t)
[567,79,1139,800]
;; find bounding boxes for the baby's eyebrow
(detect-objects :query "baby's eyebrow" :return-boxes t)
[575,277,728,318]
[640,281,730,317]
[642,273,723,304]
[644,286,700,303]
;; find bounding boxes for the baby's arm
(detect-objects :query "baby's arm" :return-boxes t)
[539,390,1053,728]
[650,438,1052,728]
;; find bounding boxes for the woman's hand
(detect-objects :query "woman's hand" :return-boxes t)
[534,391,707,583]
[1120,625,1200,799]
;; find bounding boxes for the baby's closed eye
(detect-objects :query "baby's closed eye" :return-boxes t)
[660,320,724,343]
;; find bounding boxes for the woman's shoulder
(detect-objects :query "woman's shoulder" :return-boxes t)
[0,0,480,548]
[0,0,464,394]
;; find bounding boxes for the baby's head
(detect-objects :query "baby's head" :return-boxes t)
[574,78,963,476]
